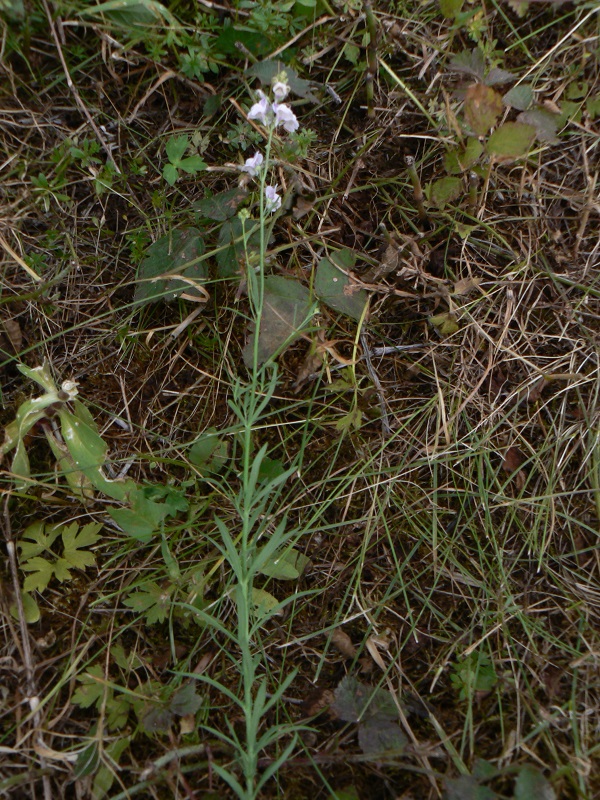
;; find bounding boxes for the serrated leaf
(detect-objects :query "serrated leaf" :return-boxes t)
[21,557,56,593]
[444,138,483,174]
[52,557,73,583]
[73,665,105,709]
[486,122,535,159]
[165,135,189,165]
[123,582,173,624]
[19,520,61,560]
[464,83,503,135]
[194,186,248,221]
[169,684,203,717]
[517,108,559,143]
[245,59,317,101]
[428,176,462,209]
[503,84,534,111]
[134,228,206,306]
[448,49,485,80]
[258,546,310,580]
[514,766,556,800]
[315,252,367,322]
[358,719,407,758]
[62,521,102,569]
[243,276,313,367]
[485,67,513,86]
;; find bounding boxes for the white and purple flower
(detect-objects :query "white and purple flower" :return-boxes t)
[264,185,282,213]
[241,151,264,177]
[247,90,272,127]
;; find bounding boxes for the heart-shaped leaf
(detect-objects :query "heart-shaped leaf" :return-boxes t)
[243,276,313,366]
[134,228,206,306]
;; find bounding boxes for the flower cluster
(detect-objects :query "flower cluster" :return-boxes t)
[239,75,298,215]
[247,74,299,134]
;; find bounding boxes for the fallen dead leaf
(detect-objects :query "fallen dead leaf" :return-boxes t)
[331,628,357,659]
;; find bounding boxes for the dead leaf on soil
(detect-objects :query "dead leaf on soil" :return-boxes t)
[502,446,526,473]
[331,628,357,659]
[2,317,23,352]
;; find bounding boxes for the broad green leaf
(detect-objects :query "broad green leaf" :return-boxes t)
[448,49,485,81]
[486,122,535,159]
[52,557,74,583]
[428,176,462,209]
[430,312,459,335]
[189,428,229,474]
[315,251,368,322]
[19,520,61,560]
[194,186,248,221]
[162,163,179,186]
[332,677,398,724]
[257,456,285,482]
[343,42,360,65]
[216,217,260,278]
[134,227,206,306]
[10,591,40,624]
[514,766,556,800]
[330,788,360,800]
[60,408,134,501]
[73,665,105,709]
[464,83,503,135]
[45,425,94,498]
[109,487,176,542]
[335,407,362,432]
[444,137,483,174]
[258,546,310,580]
[169,684,204,717]
[62,522,102,569]
[178,156,207,174]
[358,719,407,758]
[215,25,274,58]
[21,556,55,592]
[485,67,513,86]
[439,0,464,18]
[445,775,498,800]
[250,587,280,617]
[503,84,534,111]
[243,276,313,367]
[123,581,173,623]
[245,60,317,101]
[75,743,100,779]
[142,705,172,733]
[517,107,559,143]
[78,0,177,27]
[165,135,189,165]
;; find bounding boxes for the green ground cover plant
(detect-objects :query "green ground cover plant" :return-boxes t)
[1,0,599,797]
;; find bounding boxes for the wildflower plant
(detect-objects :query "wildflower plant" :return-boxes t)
[180,74,311,799]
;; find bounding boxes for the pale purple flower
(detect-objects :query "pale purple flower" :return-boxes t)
[272,102,299,133]
[272,80,290,102]
[248,90,272,126]
[264,185,281,213]
[241,151,264,177]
